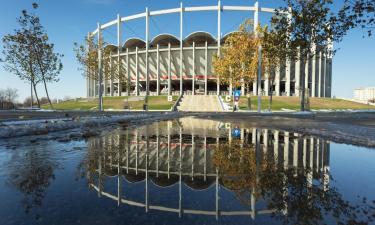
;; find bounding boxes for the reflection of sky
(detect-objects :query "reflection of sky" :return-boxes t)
[329,143,375,202]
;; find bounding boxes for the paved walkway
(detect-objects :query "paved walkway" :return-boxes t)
[177,95,223,112]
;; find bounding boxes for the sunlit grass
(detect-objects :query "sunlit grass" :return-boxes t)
[42,96,178,110]
[237,96,375,110]
[42,96,375,111]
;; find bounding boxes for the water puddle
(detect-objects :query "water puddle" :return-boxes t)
[0,116,374,224]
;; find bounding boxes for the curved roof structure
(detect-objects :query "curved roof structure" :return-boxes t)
[97,169,266,191]
[184,31,216,46]
[221,31,241,44]
[150,174,179,188]
[150,33,180,47]
[103,44,118,53]
[103,166,119,177]
[123,37,146,49]
[183,177,215,190]
[124,173,146,183]
[101,172,217,190]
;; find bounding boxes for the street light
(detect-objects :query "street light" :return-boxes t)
[257,44,262,113]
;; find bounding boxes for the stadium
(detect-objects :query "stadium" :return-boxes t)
[87,1,332,98]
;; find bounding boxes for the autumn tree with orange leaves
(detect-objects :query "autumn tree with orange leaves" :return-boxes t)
[213,19,261,92]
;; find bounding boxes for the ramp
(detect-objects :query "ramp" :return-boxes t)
[177,95,223,112]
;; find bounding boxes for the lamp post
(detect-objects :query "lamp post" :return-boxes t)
[257,45,262,113]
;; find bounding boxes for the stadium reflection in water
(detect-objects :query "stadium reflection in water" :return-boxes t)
[85,117,342,224]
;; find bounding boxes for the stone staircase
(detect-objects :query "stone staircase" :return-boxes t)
[177,95,223,112]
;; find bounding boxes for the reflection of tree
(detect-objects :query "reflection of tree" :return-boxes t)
[259,165,375,225]
[213,139,258,206]
[214,139,375,225]
[82,142,105,190]
[6,146,57,217]
[260,167,336,224]
[81,133,125,189]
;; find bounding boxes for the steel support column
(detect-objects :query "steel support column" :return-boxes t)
[275,67,280,96]
[86,32,91,98]
[168,43,171,96]
[318,51,322,97]
[145,8,150,96]
[311,45,317,97]
[157,44,160,95]
[97,22,103,111]
[285,11,292,96]
[117,14,122,97]
[135,46,139,96]
[322,53,326,97]
[217,0,221,95]
[126,48,130,96]
[205,41,208,95]
[264,74,269,96]
[180,3,184,95]
[192,42,195,95]
[110,52,114,96]
[295,49,301,97]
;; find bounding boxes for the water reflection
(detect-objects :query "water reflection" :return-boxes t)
[6,145,57,218]
[83,117,375,224]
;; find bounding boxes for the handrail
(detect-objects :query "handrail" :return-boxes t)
[217,95,225,112]
[172,94,183,112]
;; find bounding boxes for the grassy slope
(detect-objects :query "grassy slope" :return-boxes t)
[42,96,178,110]
[42,96,374,111]
[238,96,375,110]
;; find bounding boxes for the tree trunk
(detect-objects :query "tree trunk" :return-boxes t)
[118,58,122,97]
[269,79,273,112]
[42,77,54,109]
[300,59,306,111]
[246,84,251,110]
[119,81,122,96]
[30,80,33,108]
[32,82,40,108]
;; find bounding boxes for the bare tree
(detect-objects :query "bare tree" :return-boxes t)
[4,87,19,104]
[22,3,63,109]
[1,14,41,107]
[0,88,18,109]
[1,3,63,109]
[0,89,6,109]
[23,97,34,107]
[39,97,49,105]
[74,36,120,111]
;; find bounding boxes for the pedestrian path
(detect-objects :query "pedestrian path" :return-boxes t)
[177,95,223,112]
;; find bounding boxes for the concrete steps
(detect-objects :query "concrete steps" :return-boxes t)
[177,95,223,112]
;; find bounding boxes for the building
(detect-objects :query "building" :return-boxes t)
[354,87,375,103]
[87,1,333,98]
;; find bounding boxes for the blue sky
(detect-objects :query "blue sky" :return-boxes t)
[0,0,374,101]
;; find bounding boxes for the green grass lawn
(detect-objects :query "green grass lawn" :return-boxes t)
[42,96,178,111]
[236,96,375,111]
[43,96,375,111]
